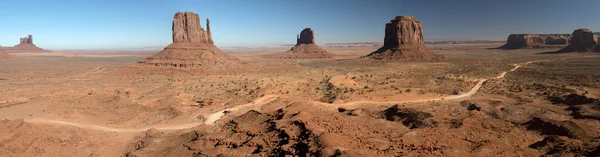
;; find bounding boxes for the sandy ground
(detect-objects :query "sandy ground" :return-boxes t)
[1,44,600,156]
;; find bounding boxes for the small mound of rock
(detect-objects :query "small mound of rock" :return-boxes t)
[548,93,600,120]
[380,105,436,129]
[123,129,162,156]
[523,117,596,140]
[467,103,481,111]
[549,93,597,106]
[365,16,444,61]
[529,135,600,156]
[337,107,367,116]
[570,104,600,120]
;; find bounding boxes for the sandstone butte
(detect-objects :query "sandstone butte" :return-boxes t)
[0,35,46,52]
[500,34,571,49]
[265,28,335,59]
[558,28,600,53]
[138,12,245,68]
[365,16,444,61]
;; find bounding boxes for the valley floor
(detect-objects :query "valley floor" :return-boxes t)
[1,44,599,156]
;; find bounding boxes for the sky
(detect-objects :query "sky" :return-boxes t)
[0,0,599,50]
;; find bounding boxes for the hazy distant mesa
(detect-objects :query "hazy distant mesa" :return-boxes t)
[0,34,47,52]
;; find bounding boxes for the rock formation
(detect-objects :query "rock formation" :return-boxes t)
[558,29,599,53]
[545,36,570,45]
[0,35,46,52]
[297,28,315,45]
[365,16,444,60]
[20,35,33,44]
[171,13,213,44]
[500,34,571,49]
[264,28,334,59]
[139,12,245,68]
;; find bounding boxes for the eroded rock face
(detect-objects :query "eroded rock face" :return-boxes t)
[297,28,315,45]
[172,12,213,44]
[20,35,33,44]
[138,12,245,69]
[384,16,424,47]
[569,29,598,52]
[545,36,570,45]
[501,34,570,49]
[558,28,599,53]
[365,16,444,60]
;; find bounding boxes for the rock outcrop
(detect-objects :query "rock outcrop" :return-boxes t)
[558,29,599,53]
[365,16,444,60]
[139,12,245,68]
[264,28,334,59]
[0,35,46,52]
[500,34,571,49]
[297,28,315,45]
[545,36,570,45]
[172,13,213,44]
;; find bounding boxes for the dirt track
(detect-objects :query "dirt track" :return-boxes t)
[19,60,542,132]
[24,95,280,132]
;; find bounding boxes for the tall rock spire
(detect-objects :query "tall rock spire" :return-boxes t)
[206,18,213,44]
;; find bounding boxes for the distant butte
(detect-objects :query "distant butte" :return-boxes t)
[0,35,48,52]
[557,28,599,53]
[500,34,571,49]
[365,16,444,61]
[138,12,246,68]
[264,28,335,59]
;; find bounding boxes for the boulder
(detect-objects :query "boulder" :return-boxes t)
[365,16,444,60]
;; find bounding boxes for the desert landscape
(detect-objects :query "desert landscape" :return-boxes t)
[2,2,600,157]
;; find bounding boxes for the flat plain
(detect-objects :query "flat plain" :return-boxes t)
[1,43,599,156]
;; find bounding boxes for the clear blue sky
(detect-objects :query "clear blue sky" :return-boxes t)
[1,0,599,50]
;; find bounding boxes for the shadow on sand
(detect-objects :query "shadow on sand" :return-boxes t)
[536,50,564,54]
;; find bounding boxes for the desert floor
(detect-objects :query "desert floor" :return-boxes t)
[1,43,599,156]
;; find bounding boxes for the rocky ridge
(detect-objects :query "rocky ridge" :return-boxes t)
[500,34,571,49]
